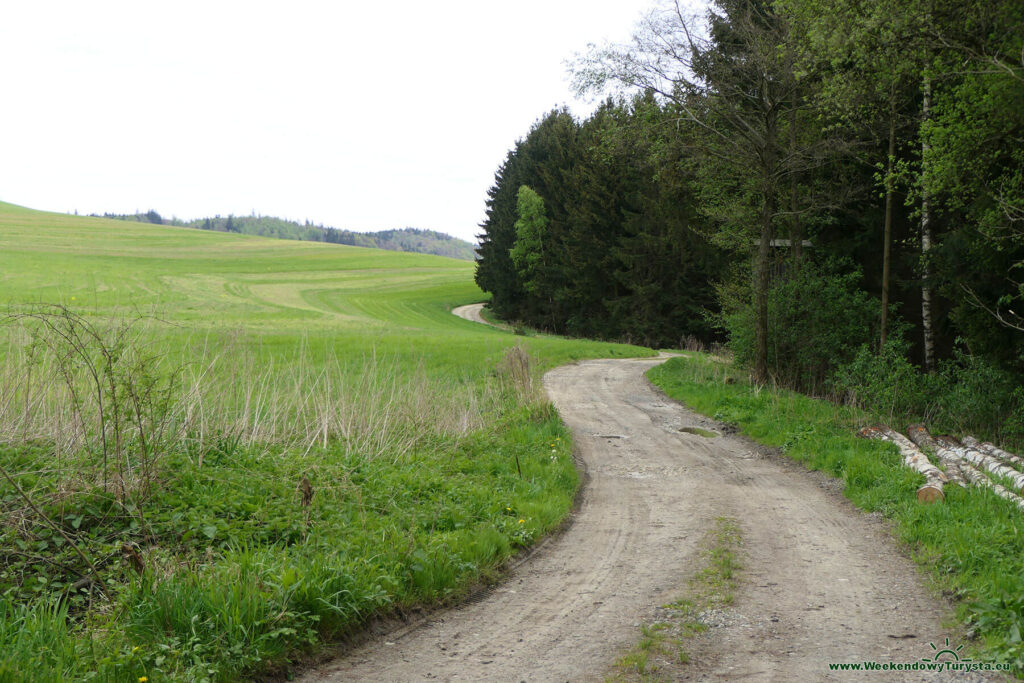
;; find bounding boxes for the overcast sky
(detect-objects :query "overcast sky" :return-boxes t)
[0,0,665,243]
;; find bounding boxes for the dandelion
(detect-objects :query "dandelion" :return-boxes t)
[506,507,511,511]
[138,678,148,682]
[518,519,524,524]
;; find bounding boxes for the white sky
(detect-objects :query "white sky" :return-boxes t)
[0,0,658,243]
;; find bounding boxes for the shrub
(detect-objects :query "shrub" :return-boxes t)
[722,258,879,393]
[832,340,1024,446]
[830,340,935,422]
[935,349,1024,443]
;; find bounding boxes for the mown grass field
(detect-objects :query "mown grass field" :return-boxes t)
[0,201,652,682]
[649,355,1024,675]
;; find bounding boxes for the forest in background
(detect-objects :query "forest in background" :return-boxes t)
[96,210,477,260]
[475,0,1024,445]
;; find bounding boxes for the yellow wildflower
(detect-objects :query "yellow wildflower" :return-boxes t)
[518,519,524,524]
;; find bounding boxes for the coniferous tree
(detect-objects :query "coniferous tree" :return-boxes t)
[475,98,726,347]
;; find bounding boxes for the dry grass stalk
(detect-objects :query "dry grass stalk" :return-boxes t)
[496,346,541,404]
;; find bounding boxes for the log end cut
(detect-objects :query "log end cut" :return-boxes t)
[857,425,885,440]
[907,423,928,441]
[916,484,945,504]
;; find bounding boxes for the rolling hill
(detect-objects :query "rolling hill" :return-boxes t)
[96,210,479,260]
[0,200,650,682]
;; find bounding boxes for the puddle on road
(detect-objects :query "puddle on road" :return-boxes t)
[679,426,719,438]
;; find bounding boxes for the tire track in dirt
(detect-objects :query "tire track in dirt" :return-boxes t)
[297,356,998,682]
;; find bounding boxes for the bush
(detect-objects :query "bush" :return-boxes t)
[831,340,935,422]
[935,349,1024,443]
[833,340,1024,446]
[722,258,879,393]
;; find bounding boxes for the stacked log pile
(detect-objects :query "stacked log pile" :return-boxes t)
[858,424,1024,511]
[857,425,948,503]
[964,436,1024,471]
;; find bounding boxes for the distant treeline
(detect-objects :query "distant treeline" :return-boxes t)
[95,211,477,260]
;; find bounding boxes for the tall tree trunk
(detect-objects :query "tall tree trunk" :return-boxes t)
[754,109,779,384]
[754,189,775,384]
[789,107,802,266]
[880,104,896,348]
[920,77,935,371]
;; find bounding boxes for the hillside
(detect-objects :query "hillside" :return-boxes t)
[96,210,478,260]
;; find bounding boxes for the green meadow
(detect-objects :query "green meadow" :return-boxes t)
[0,201,651,682]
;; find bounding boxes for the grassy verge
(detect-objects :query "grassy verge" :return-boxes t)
[648,354,1024,675]
[0,328,646,683]
[0,395,576,682]
[609,517,743,681]
[474,304,509,332]
[0,203,655,681]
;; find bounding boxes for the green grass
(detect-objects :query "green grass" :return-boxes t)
[0,201,654,682]
[648,354,1024,675]
[609,517,743,681]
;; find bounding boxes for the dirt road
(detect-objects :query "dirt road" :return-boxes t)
[451,303,489,326]
[299,356,991,681]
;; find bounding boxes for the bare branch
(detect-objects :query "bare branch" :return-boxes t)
[961,284,1024,334]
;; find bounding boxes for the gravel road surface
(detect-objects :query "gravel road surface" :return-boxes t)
[297,355,995,682]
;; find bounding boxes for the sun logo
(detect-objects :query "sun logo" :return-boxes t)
[920,637,971,663]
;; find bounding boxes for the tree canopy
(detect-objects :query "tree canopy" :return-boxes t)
[475,0,1024,400]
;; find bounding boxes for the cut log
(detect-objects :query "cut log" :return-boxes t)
[953,459,1024,513]
[936,435,1024,495]
[904,424,968,487]
[963,436,1024,472]
[858,425,945,502]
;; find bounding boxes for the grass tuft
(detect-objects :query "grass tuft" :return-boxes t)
[609,517,743,682]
